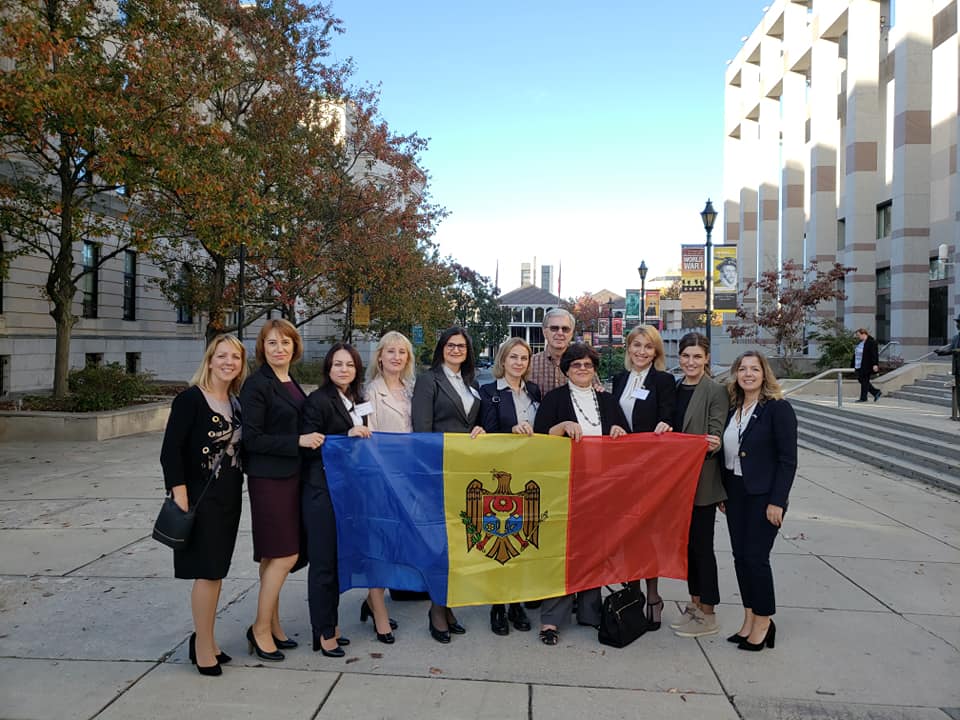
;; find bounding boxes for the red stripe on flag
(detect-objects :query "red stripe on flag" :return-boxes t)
[565,433,707,594]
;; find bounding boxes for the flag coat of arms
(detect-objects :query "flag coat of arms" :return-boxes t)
[322,432,707,607]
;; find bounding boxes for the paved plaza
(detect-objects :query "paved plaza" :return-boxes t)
[0,430,958,720]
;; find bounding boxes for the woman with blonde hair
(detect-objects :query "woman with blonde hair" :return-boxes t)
[610,325,676,629]
[360,330,417,643]
[722,351,797,652]
[240,319,323,661]
[160,334,248,676]
[479,337,542,635]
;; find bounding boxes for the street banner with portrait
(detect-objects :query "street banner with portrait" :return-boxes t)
[681,245,705,311]
[625,290,640,321]
[713,246,738,312]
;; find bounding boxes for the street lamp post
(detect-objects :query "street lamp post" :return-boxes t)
[606,298,614,379]
[700,199,717,347]
[638,260,648,326]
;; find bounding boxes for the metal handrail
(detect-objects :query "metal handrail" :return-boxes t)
[879,340,900,359]
[783,367,857,407]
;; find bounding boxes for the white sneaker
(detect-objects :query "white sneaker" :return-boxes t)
[674,612,719,638]
[669,604,700,630]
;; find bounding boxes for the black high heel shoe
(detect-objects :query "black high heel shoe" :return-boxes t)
[645,598,664,631]
[360,599,398,630]
[445,608,466,635]
[428,611,451,643]
[738,620,776,651]
[189,633,230,668]
[313,634,345,657]
[188,633,222,676]
[246,626,284,662]
[726,632,749,644]
[272,634,298,650]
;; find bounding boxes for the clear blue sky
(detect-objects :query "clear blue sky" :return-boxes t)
[329,1,768,298]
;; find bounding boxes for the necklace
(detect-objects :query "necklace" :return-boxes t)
[570,387,601,427]
[736,401,758,442]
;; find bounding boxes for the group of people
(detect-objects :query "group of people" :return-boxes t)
[160,309,797,676]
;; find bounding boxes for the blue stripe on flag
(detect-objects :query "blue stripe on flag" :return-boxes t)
[322,432,448,604]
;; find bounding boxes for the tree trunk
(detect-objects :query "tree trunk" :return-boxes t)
[204,256,228,344]
[342,290,353,342]
[47,182,77,399]
[50,301,76,398]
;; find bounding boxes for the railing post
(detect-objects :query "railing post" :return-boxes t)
[837,372,843,408]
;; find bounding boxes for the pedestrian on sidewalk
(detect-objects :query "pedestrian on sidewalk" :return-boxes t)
[160,334,247,676]
[722,351,798,652]
[852,328,882,402]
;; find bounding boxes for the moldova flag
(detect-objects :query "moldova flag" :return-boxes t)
[322,432,707,607]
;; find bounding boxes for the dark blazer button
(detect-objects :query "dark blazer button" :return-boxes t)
[740,451,747,457]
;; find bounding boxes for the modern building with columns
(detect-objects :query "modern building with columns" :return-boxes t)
[724,0,959,354]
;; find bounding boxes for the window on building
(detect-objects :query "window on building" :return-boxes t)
[528,326,544,349]
[85,353,103,368]
[523,307,533,323]
[0,238,5,315]
[929,257,949,282]
[122,250,137,321]
[125,352,141,375]
[929,286,948,345]
[512,307,522,322]
[81,242,99,318]
[875,268,891,345]
[176,264,193,324]
[0,355,9,397]
[875,200,892,239]
[534,307,544,323]
[836,218,845,251]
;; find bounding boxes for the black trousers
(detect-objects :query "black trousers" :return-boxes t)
[687,503,720,606]
[856,367,879,400]
[723,473,780,616]
[302,476,339,640]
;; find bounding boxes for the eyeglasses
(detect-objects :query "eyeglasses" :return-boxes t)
[547,325,572,334]
[568,361,594,370]
[445,342,467,351]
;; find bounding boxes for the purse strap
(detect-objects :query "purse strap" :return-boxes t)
[180,450,227,512]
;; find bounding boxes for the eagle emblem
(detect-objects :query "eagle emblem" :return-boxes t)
[460,469,543,565]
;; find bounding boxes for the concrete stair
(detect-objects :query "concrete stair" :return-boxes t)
[888,373,954,408]
[792,400,960,493]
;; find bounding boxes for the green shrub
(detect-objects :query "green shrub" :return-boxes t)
[293,360,326,385]
[67,363,152,411]
[809,320,858,371]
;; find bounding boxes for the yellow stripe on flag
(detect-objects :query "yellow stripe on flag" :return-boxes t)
[443,433,571,607]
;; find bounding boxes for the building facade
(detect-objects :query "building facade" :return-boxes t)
[724,0,958,353]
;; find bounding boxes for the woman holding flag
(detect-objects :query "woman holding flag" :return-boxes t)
[412,326,486,643]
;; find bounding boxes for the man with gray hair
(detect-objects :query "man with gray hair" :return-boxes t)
[529,308,578,395]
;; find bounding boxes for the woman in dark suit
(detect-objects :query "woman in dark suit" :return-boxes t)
[533,343,628,646]
[610,324,676,629]
[161,334,247,676]
[301,343,372,656]
[722,351,797,651]
[240,319,323,661]
[479,337,541,636]
[412,326,485,643]
[852,328,882,402]
[654,332,729,639]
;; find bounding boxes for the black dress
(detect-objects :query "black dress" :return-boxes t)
[160,385,243,580]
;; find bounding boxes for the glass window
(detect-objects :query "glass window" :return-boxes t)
[81,242,99,318]
[176,264,193,324]
[125,352,140,374]
[875,201,892,239]
[929,286,948,345]
[876,267,891,291]
[85,353,103,368]
[523,307,533,323]
[122,250,136,321]
[929,257,948,282]
[836,218,845,251]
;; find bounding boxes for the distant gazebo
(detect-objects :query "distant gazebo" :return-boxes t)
[497,285,563,353]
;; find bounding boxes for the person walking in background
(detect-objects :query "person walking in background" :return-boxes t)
[479,337,541,636]
[610,325,676,630]
[722,351,798,652]
[533,343,628,646]
[412,327,486,643]
[654,332,729,639]
[240,319,322,662]
[160,334,247,676]
[300,343,371,657]
[852,328,882,402]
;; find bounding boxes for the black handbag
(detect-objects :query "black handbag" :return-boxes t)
[598,583,650,648]
[152,453,225,550]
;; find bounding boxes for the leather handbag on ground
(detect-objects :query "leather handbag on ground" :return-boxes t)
[152,453,225,550]
[598,583,650,648]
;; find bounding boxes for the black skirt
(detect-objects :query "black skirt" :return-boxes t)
[174,464,243,580]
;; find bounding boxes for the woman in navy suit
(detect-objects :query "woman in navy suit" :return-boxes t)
[412,326,485,643]
[610,325,675,629]
[722,351,798,652]
[479,337,541,636]
[300,343,372,657]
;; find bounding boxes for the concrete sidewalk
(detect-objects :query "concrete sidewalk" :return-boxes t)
[0,433,958,720]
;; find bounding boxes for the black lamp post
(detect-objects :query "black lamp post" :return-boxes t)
[638,260,648,325]
[700,199,717,346]
[606,298,614,379]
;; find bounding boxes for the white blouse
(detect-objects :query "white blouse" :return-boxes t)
[569,383,602,437]
[723,401,757,476]
[618,368,650,432]
[442,365,476,416]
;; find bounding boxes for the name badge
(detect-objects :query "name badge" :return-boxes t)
[632,388,650,401]
[354,402,374,417]
[469,387,481,399]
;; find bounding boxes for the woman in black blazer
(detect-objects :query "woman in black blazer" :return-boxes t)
[301,343,372,657]
[161,334,247,676]
[479,337,541,636]
[852,328,882,402]
[412,326,485,643]
[610,325,676,630]
[533,343,628,646]
[722,351,797,652]
[240,319,323,662]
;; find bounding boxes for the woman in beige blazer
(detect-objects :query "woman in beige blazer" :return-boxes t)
[360,331,417,643]
[654,332,729,639]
